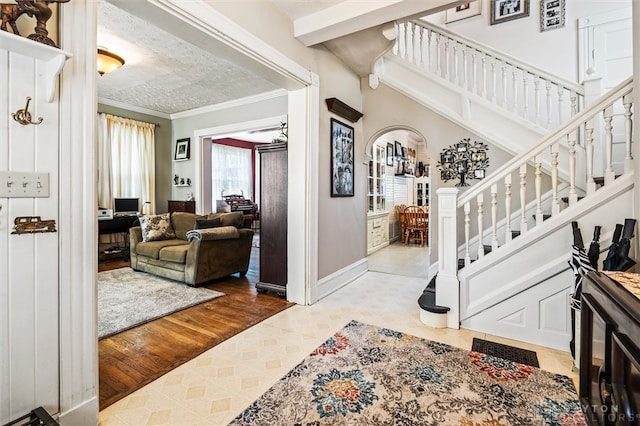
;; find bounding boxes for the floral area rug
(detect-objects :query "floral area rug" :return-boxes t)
[230,320,585,425]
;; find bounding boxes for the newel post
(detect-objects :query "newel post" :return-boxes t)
[436,188,460,329]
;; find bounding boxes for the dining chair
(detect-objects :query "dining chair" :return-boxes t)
[395,204,407,243]
[404,205,428,246]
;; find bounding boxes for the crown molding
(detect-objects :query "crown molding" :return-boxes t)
[97,97,172,119]
[98,89,288,122]
[169,89,288,120]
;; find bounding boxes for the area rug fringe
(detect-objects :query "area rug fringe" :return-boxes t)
[230,320,585,425]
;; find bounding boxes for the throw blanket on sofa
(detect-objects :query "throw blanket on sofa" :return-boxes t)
[186,226,239,242]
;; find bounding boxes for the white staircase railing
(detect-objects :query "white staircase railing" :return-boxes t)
[393,20,585,131]
[439,76,633,271]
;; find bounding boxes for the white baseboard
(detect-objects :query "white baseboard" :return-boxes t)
[58,396,98,426]
[313,258,368,302]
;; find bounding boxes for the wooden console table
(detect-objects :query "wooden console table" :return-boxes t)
[579,271,640,425]
[168,200,195,213]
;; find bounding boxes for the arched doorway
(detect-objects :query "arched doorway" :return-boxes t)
[365,127,431,278]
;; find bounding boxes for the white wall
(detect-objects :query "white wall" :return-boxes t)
[425,0,632,82]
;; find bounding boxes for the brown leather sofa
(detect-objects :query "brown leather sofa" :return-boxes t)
[129,211,253,286]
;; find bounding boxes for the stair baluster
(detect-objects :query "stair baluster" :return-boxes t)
[623,93,634,173]
[604,105,615,185]
[464,202,471,267]
[519,164,528,233]
[491,184,499,251]
[551,143,560,214]
[585,119,596,195]
[568,129,579,205]
[477,194,484,259]
[504,174,512,242]
[535,155,544,226]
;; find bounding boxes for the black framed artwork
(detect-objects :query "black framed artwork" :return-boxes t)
[386,143,394,166]
[394,141,402,157]
[330,118,354,197]
[174,138,190,161]
[490,0,529,25]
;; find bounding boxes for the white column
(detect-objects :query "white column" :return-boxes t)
[436,188,460,330]
[633,0,640,258]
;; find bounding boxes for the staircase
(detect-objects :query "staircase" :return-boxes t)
[379,20,635,351]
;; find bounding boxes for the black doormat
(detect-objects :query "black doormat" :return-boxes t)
[471,338,540,368]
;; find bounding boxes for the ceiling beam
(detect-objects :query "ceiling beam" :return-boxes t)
[294,0,469,46]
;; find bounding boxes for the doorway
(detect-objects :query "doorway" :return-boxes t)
[366,128,431,279]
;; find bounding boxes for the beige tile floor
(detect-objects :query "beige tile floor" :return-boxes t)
[99,242,578,426]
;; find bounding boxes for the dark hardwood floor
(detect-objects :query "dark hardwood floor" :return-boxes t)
[98,240,293,410]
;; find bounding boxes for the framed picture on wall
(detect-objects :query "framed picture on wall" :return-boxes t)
[490,0,530,25]
[386,143,394,166]
[394,140,402,157]
[445,1,482,24]
[174,138,190,161]
[331,118,355,197]
[540,0,565,32]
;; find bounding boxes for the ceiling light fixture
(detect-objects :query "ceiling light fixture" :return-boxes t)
[97,48,125,76]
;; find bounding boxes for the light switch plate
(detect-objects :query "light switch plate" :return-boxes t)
[0,171,50,198]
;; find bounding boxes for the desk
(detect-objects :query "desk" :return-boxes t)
[98,215,139,235]
[98,216,139,261]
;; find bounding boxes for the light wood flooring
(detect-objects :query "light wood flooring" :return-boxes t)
[97,241,293,410]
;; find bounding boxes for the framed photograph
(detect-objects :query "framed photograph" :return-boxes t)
[402,147,408,159]
[174,138,190,161]
[474,169,486,179]
[394,141,402,157]
[386,143,394,166]
[331,118,354,197]
[490,0,529,25]
[445,1,482,23]
[540,0,564,32]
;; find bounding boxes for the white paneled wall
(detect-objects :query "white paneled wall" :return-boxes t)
[0,32,70,423]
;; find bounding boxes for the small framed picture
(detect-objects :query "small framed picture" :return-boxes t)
[174,138,190,161]
[394,141,402,157]
[386,143,394,166]
[540,0,565,32]
[402,147,408,159]
[490,0,530,25]
[445,1,482,24]
[474,169,486,179]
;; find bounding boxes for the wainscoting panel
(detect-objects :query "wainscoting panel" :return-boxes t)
[0,32,69,423]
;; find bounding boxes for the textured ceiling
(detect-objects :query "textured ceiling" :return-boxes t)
[96,0,280,116]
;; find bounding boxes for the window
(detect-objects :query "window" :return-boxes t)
[211,143,253,201]
[97,113,155,213]
[368,144,386,213]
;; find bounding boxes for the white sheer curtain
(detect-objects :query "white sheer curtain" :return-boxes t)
[97,113,156,214]
[211,143,253,202]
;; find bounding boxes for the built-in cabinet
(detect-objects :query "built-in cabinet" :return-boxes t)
[367,212,389,255]
[415,176,429,208]
[368,144,385,213]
